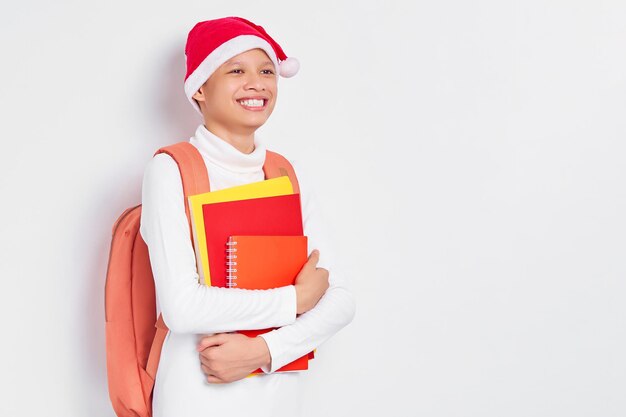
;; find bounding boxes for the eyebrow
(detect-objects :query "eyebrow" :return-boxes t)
[226,60,275,67]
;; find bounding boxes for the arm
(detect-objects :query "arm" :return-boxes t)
[196,248,328,383]
[258,159,357,373]
[139,153,297,334]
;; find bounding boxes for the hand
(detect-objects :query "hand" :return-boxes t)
[294,249,329,314]
[196,333,271,384]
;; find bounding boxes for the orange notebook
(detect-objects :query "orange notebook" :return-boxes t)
[226,235,313,374]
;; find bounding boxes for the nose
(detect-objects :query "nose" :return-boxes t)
[244,72,265,91]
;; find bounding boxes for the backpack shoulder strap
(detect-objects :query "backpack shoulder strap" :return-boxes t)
[263,150,300,194]
[154,142,211,222]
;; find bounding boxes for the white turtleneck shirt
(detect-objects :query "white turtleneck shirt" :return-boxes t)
[139,124,356,417]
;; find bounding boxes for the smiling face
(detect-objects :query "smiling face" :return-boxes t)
[192,48,278,136]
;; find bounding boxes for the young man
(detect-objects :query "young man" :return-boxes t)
[140,16,356,417]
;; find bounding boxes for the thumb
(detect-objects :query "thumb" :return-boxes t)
[197,334,225,351]
[307,249,320,267]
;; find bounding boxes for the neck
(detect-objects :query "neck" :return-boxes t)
[203,122,256,154]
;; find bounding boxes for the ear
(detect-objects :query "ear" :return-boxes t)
[192,86,205,103]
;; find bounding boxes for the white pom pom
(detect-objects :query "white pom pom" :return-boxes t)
[279,57,300,78]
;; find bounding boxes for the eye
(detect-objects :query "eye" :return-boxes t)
[230,69,243,74]
[262,69,275,75]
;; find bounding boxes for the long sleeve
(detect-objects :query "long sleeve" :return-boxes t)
[259,159,357,373]
[139,153,298,334]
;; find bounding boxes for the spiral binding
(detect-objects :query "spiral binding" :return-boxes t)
[225,239,238,288]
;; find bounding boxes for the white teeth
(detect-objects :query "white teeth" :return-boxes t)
[238,99,264,107]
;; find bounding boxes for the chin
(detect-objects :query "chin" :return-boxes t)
[243,117,270,129]
[245,123,266,131]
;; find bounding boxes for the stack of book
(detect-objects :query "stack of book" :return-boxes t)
[188,176,314,375]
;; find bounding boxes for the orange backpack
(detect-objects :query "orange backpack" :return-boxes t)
[104,141,300,417]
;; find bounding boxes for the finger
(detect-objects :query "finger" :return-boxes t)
[207,375,224,384]
[307,249,320,267]
[201,363,211,375]
[197,334,226,351]
[317,267,329,278]
[199,352,212,366]
[205,371,224,384]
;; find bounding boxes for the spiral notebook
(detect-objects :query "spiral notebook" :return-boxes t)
[225,235,308,289]
[226,235,314,374]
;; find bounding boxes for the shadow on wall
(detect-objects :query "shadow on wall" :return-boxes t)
[148,36,202,142]
[79,38,202,416]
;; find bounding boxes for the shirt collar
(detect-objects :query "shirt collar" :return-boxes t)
[189,124,266,174]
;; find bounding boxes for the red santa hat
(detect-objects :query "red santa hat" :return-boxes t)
[184,16,300,116]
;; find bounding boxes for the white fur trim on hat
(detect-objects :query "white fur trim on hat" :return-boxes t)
[184,35,280,116]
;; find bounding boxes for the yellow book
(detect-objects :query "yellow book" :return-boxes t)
[188,176,294,286]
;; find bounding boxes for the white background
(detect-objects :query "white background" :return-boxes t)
[1,1,625,416]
